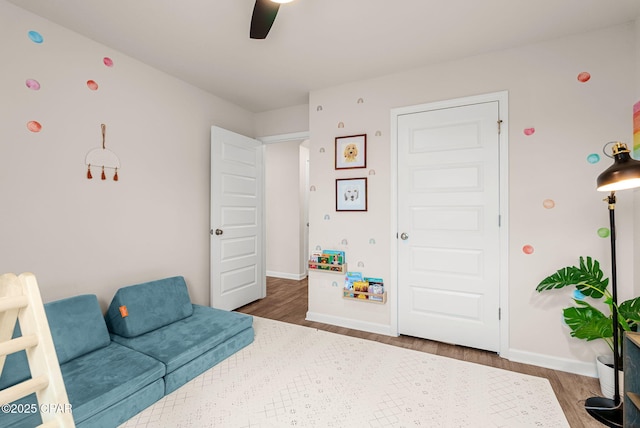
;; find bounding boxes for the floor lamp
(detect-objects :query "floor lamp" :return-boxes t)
[585,142,640,427]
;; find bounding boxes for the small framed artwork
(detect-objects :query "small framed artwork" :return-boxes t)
[336,178,367,212]
[335,134,366,169]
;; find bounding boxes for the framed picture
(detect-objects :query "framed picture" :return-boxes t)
[336,178,367,212]
[335,134,366,169]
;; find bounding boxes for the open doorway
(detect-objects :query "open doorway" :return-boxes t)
[262,133,310,280]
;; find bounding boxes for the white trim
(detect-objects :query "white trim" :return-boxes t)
[389,91,510,358]
[267,271,308,281]
[508,348,598,378]
[259,131,310,144]
[306,311,395,336]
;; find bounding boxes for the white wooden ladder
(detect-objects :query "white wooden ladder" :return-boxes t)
[0,273,75,428]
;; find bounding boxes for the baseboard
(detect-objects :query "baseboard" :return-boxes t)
[508,348,598,378]
[305,311,396,337]
[266,271,307,281]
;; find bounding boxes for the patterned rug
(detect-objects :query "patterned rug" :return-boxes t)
[120,317,569,427]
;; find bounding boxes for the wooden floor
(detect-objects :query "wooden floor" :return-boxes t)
[237,276,605,428]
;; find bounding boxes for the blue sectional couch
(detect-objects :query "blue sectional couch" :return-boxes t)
[0,276,254,427]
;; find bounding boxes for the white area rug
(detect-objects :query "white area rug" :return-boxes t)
[120,317,569,427]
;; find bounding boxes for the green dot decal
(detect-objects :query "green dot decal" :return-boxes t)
[597,228,610,238]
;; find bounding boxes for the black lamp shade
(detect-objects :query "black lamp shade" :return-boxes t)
[596,143,640,192]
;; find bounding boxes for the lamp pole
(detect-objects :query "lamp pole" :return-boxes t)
[585,142,640,427]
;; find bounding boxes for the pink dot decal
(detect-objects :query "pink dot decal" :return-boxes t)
[522,245,534,255]
[524,128,535,136]
[25,79,40,90]
[542,199,555,209]
[86,80,99,91]
[103,57,113,67]
[577,72,591,83]
[27,121,42,132]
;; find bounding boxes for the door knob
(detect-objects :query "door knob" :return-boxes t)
[400,232,409,240]
[214,229,223,236]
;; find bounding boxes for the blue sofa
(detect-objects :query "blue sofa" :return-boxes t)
[0,276,254,427]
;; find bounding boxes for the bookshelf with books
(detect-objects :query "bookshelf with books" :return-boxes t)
[342,272,386,304]
[308,250,347,274]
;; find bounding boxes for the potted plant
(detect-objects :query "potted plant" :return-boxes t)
[536,256,640,398]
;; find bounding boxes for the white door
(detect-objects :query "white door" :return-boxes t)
[211,126,265,310]
[397,101,501,352]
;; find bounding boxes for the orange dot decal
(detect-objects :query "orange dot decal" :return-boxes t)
[87,80,99,91]
[522,245,534,255]
[27,121,42,132]
[577,72,591,83]
[542,199,555,209]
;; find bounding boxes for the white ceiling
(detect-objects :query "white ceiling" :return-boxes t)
[9,0,640,113]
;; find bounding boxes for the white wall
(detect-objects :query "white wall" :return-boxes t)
[0,1,254,309]
[255,104,309,138]
[308,23,637,376]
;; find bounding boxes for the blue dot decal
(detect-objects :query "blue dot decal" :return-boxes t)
[28,30,43,43]
[587,153,600,164]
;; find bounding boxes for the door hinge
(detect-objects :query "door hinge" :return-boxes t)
[497,119,503,134]
[498,307,501,320]
[498,214,501,227]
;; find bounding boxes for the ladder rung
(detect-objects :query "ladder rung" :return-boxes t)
[0,295,28,313]
[0,334,39,357]
[0,375,49,405]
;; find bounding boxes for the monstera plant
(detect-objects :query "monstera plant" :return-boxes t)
[536,256,640,354]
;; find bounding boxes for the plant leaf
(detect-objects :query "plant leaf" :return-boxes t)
[619,297,640,330]
[563,301,612,341]
[536,266,584,292]
[536,256,608,299]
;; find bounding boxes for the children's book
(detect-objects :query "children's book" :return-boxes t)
[365,277,384,301]
[344,271,363,298]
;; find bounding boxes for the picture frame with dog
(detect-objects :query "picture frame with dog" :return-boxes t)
[336,177,367,211]
[335,134,366,169]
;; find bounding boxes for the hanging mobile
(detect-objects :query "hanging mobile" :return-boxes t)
[85,124,121,181]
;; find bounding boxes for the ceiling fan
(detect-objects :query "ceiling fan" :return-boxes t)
[250,0,293,39]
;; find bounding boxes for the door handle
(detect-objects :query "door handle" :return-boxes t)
[211,229,223,236]
[400,232,409,240]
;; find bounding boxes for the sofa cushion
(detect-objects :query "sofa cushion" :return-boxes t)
[61,341,165,425]
[105,276,194,338]
[45,294,111,364]
[110,305,253,373]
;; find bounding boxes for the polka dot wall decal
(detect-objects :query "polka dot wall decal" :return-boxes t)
[103,57,114,67]
[25,79,40,90]
[86,80,99,91]
[597,228,610,238]
[577,72,591,83]
[523,128,535,136]
[522,245,534,255]
[27,30,43,43]
[542,199,555,209]
[587,153,600,164]
[27,121,42,132]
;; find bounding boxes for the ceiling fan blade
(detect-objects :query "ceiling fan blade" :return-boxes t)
[250,0,280,39]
